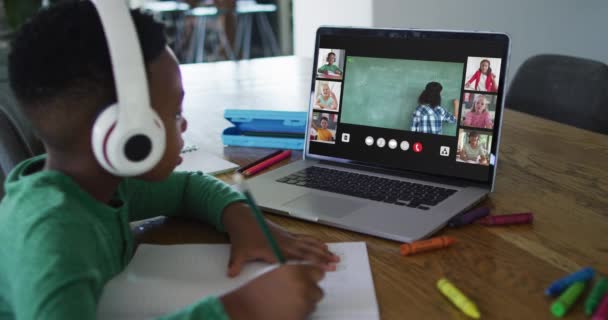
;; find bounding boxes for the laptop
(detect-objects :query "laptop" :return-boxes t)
[247,27,510,242]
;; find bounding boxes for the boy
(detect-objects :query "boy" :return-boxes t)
[317,52,343,75]
[0,2,338,319]
[458,131,489,165]
[312,117,335,142]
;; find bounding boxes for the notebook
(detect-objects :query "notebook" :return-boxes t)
[97,242,379,320]
[175,144,239,175]
[247,27,511,242]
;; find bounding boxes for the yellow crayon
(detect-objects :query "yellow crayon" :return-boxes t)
[437,277,481,319]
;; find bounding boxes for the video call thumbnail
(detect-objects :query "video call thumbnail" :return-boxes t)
[317,48,345,80]
[313,80,342,112]
[456,129,493,166]
[340,56,463,137]
[460,93,497,130]
[310,112,339,144]
[464,57,502,92]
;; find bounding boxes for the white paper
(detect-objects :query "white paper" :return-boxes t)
[98,242,379,320]
[175,147,238,175]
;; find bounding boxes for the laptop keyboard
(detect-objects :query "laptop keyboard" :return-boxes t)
[276,166,457,210]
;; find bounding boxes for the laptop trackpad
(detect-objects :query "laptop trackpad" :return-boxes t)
[282,193,365,218]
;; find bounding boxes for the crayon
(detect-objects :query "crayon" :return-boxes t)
[545,267,595,296]
[587,277,608,316]
[551,281,586,317]
[477,212,533,226]
[437,277,481,319]
[400,236,455,256]
[592,294,608,320]
[236,150,283,173]
[243,150,292,177]
[448,207,490,227]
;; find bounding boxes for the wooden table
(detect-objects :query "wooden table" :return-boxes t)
[136,56,608,319]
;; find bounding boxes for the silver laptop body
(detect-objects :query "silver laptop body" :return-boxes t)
[248,27,510,242]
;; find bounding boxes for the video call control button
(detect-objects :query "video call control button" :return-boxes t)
[341,133,350,143]
[400,141,410,151]
[440,146,450,157]
[365,136,374,146]
[376,138,386,148]
[388,139,397,149]
[413,142,423,153]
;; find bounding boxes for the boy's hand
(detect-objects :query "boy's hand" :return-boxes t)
[220,264,325,320]
[222,203,340,277]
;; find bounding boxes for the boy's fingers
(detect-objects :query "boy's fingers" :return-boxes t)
[306,284,325,305]
[295,234,327,248]
[227,255,245,277]
[291,242,338,266]
[229,249,281,277]
[304,265,326,283]
[294,236,340,263]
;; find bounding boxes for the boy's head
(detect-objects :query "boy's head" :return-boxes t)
[468,132,480,147]
[320,116,329,128]
[326,52,336,64]
[9,1,186,180]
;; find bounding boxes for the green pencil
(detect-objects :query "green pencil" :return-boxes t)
[233,173,286,264]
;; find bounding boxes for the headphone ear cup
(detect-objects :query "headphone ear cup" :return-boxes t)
[92,105,121,175]
[91,105,166,177]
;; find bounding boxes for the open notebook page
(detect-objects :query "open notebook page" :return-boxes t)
[175,144,238,175]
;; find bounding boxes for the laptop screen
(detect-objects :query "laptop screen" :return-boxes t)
[306,27,510,184]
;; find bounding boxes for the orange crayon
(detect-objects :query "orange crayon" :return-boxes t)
[400,236,455,256]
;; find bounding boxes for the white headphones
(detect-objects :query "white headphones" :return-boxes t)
[90,0,166,177]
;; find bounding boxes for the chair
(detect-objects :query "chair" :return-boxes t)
[506,54,608,135]
[233,1,280,59]
[140,1,192,62]
[0,100,44,199]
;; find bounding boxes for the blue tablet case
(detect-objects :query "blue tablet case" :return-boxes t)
[222,109,307,150]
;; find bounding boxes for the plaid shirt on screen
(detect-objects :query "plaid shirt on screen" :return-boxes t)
[411,104,456,134]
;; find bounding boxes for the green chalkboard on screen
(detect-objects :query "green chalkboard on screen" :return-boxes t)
[340,56,464,136]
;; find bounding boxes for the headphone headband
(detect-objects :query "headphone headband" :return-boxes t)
[91,0,150,123]
[90,0,166,177]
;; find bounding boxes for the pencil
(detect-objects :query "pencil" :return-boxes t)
[233,173,286,264]
[236,150,284,173]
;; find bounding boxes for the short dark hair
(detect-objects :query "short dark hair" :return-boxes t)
[321,116,329,122]
[8,1,167,149]
[327,52,336,58]
[418,82,442,107]
[468,131,480,140]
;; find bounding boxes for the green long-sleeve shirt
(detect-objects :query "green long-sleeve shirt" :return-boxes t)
[317,63,342,74]
[0,155,246,319]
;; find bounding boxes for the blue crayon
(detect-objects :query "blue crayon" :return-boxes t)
[448,207,490,227]
[545,267,595,296]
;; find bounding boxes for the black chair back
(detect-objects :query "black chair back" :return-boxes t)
[506,54,608,135]
[0,98,45,198]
